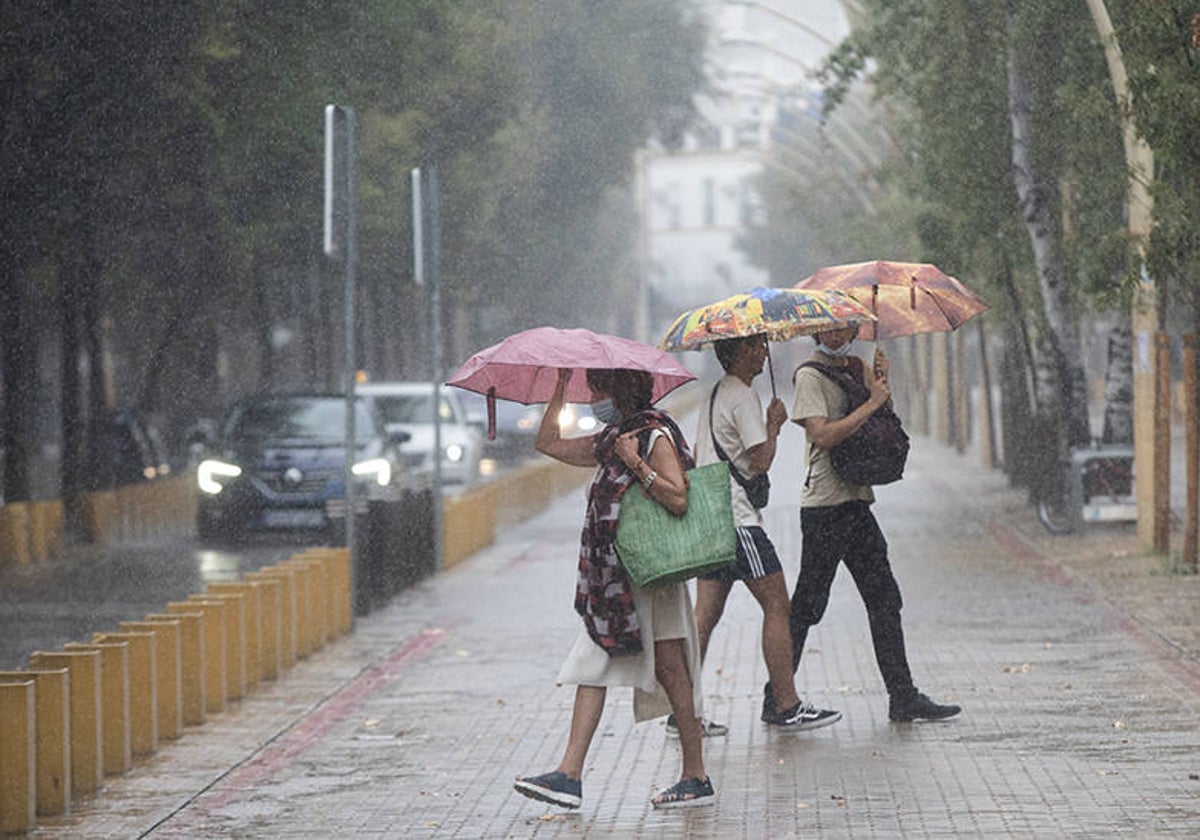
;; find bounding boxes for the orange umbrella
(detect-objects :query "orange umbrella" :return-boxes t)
[794,260,988,341]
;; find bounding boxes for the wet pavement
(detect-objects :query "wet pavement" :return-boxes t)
[0,537,309,671]
[15,420,1200,838]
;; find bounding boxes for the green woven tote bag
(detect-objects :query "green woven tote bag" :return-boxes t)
[614,461,737,588]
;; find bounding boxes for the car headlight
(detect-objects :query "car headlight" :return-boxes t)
[352,457,391,486]
[443,443,464,463]
[557,405,576,429]
[576,415,598,432]
[198,459,242,495]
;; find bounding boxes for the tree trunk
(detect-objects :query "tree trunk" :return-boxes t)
[1101,315,1134,444]
[1005,2,1090,449]
[81,247,109,494]
[0,270,35,504]
[59,258,86,539]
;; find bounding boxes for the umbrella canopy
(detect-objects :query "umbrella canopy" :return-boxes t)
[445,327,696,437]
[658,287,876,352]
[793,260,988,341]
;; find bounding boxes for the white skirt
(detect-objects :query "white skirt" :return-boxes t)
[555,580,704,723]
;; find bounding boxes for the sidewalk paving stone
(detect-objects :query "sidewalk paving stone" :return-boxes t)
[29,426,1200,838]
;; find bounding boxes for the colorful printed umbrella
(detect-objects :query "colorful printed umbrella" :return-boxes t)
[445,326,696,438]
[793,260,988,341]
[657,287,877,352]
[658,286,876,397]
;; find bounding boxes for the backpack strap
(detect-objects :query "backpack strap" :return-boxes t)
[795,357,868,489]
[796,357,869,410]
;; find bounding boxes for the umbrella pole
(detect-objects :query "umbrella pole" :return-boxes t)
[766,348,777,399]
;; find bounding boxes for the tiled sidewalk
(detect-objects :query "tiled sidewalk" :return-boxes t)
[33,430,1200,838]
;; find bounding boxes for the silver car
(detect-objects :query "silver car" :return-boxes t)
[357,382,483,486]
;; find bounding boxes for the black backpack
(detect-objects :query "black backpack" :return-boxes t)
[798,358,909,486]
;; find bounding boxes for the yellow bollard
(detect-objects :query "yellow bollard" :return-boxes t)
[145,612,205,726]
[292,555,332,645]
[28,500,64,562]
[272,561,313,658]
[0,669,71,816]
[79,489,118,545]
[166,600,225,715]
[119,620,182,740]
[0,502,32,567]
[191,592,246,701]
[305,547,352,637]
[240,574,282,681]
[63,641,131,777]
[280,558,322,653]
[207,582,263,687]
[28,649,102,798]
[246,567,297,670]
[93,631,157,757]
[0,680,36,833]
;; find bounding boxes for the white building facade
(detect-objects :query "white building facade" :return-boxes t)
[638,0,854,339]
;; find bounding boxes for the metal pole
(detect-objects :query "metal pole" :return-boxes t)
[1154,333,1171,554]
[1183,333,1198,570]
[428,165,444,569]
[342,109,359,614]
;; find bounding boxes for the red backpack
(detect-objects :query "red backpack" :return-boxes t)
[798,358,910,486]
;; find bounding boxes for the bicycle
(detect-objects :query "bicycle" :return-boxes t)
[1037,444,1136,535]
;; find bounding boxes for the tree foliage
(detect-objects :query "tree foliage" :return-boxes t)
[0,0,705,510]
[1121,0,1200,322]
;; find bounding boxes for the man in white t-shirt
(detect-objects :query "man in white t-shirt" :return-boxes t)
[673,334,841,736]
[781,324,961,723]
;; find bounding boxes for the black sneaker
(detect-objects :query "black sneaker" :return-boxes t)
[764,700,842,731]
[514,771,582,809]
[889,692,961,722]
[665,714,728,738]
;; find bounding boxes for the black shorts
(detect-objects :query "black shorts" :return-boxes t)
[700,526,783,583]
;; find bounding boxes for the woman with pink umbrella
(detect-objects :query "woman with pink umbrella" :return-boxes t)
[512,366,714,810]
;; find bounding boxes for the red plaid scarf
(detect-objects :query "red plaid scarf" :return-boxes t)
[575,409,693,656]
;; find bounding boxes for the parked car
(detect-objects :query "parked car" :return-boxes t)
[194,393,406,542]
[357,382,483,486]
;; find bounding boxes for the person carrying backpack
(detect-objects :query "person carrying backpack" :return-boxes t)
[768,323,961,723]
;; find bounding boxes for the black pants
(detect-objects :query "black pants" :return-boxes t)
[789,500,916,700]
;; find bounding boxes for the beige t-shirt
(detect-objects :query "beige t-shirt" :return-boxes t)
[694,374,767,527]
[791,353,875,509]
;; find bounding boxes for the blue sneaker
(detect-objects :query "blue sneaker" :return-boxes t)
[513,771,582,809]
[665,714,728,737]
[651,776,715,809]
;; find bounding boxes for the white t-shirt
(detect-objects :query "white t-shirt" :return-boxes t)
[694,374,767,527]
[791,354,875,509]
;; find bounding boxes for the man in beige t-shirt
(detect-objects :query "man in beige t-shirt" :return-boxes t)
[773,324,961,723]
[686,334,841,735]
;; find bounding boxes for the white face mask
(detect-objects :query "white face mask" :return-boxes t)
[819,339,855,358]
[592,398,621,426]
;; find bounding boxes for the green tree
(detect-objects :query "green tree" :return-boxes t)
[749,0,1131,489]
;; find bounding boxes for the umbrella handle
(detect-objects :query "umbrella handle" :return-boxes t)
[486,387,497,441]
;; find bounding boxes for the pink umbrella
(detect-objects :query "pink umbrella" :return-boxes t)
[446,326,697,438]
